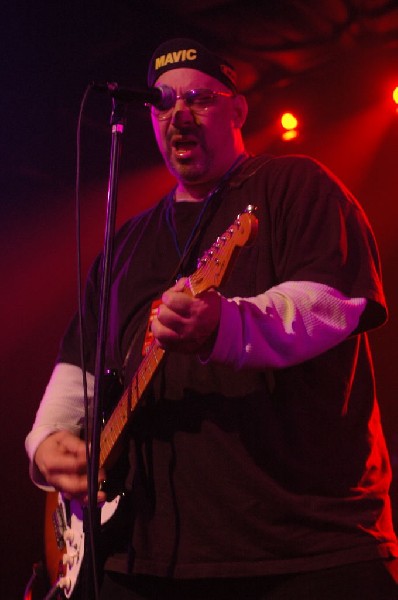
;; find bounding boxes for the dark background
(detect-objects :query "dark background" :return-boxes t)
[2,1,398,598]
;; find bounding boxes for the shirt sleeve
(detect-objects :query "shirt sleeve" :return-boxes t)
[258,156,387,330]
[202,281,367,370]
[25,362,94,488]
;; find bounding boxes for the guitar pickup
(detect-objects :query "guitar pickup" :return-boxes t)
[52,503,67,550]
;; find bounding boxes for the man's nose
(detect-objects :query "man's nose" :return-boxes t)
[171,98,196,126]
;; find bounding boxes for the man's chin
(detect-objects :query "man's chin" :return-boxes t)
[169,159,206,183]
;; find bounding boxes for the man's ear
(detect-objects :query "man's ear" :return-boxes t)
[232,94,248,128]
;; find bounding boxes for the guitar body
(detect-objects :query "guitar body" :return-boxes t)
[44,207,258,596]
[45,491,65,590]
[45,491,121,597]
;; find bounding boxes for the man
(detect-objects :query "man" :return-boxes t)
[26,38,398,599]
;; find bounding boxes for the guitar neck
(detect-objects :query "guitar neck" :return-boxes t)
[99,342,165,468]
[98,207,258,470]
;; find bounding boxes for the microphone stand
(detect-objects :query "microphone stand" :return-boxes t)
[84,97,127,600]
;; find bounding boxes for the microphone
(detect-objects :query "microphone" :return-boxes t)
[91,82,176,110]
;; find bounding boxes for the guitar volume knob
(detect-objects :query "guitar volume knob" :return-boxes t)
[63,551,77,567]
[58,576,72,592]
[64,528,74,543]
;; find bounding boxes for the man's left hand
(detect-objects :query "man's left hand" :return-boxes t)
[151,277,221,354]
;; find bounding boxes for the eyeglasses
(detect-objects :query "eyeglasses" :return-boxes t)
[150,88,235,120]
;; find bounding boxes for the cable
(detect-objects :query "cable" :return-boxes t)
[75,82,100,600]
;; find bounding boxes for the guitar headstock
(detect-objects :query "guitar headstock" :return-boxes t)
[188,205,258,296]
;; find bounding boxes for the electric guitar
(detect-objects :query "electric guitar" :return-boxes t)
[44,205,258,597]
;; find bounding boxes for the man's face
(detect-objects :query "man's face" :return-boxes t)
[151,68,240,192]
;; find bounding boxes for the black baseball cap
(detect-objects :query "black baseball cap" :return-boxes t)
[147,38,237,93]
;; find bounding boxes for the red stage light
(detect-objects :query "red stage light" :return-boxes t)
[281,112,298,130]
[280,112,299,141]
[282,129,298,141]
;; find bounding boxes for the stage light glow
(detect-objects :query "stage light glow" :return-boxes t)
[282,129,298,141]
[393,86,398,105]
[280,112,299,141]
[281,112,298,130]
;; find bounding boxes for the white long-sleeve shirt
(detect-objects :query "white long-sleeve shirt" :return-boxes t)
[205,280,366,369]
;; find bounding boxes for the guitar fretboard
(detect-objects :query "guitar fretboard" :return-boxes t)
[100,342,165,468]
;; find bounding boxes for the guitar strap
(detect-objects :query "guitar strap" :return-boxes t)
[119,200,215,383]
[121,153,250,381]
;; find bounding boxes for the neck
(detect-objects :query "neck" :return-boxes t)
[174,151,248,203]
[174,183,214,203]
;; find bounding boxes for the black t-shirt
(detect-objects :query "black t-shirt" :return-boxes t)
[58,154,398,577]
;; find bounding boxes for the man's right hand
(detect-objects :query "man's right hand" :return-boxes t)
[34,430,106,503]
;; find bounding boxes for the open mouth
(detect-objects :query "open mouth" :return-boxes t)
[172,137,198,158]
